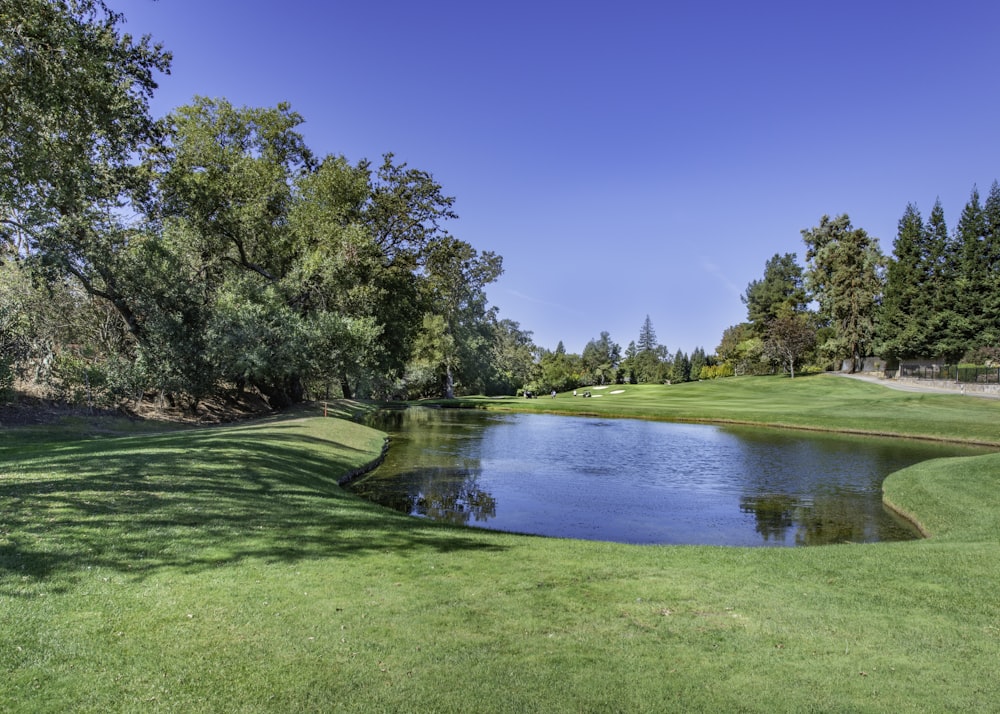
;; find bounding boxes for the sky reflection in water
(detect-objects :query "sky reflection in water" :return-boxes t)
[349,409,987,546]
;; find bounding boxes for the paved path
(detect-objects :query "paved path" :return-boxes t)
[838,372,1000,399]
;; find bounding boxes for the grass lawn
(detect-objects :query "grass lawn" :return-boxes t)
[2,378,1000,712]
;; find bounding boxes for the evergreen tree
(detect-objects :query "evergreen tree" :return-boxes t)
[879,203,932,361]
[689,347,707,381]
[637,315,658,352]
[621,340,638,383]
[933,188,984,360]
[980,182,1000,347]
[802,215,885,372]
[581,332,620,385]
[630,315,666,383]
[742,253,807,335]
[668,349,690,383]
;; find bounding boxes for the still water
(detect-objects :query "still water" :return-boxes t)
[348,408,988,546]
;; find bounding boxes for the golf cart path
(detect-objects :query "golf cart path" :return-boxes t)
[839,372,1000,399]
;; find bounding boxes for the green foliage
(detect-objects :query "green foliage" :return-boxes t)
[688,346,707,381]
[802,214,884,371]
[668,348,690,383]
[621,317,668,384]
[487,318,538,395]
[716,323,769,376]
[742,252,807,335]
[0,274,27,397]
[875,183,1000,364]
[637,314,657,352]
[581,331,620,385]
[416,236,503,397]
[406,313,455,398]
[879,203,930,361]
[763,313,816,378]
[2,2,514,408]
[699,362,734,379]
[0,0,170,335]
[536,344,583,393]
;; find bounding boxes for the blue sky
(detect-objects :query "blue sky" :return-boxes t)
[118,0,1000,356]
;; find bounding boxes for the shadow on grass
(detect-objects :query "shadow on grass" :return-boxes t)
[0,423,508,595]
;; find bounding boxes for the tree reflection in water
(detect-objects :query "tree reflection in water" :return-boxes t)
[740,494,798,543]
[741,490,904,545]
[359,467,497,526]
[351,408,985,546]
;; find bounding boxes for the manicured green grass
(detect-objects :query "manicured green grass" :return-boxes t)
[2,379,1000,712]
[461,373,1000,445]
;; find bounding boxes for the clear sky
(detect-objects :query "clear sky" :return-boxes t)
[117,0,1000,356]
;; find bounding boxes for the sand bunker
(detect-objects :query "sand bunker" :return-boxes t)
[610,389,625,394]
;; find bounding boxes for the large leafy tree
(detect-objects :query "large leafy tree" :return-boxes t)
[2,5,508,407]
[145,98,477,404]
[290,152,461,398]
[415,236,503,398]
[1,0,170,333]
[763,313,816,379]
[802,214,884,372]
[536,341,582,393]
[487,318,538,396]
[143,98,318,406]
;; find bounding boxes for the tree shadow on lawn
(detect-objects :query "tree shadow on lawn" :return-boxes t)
[0,425,508,594]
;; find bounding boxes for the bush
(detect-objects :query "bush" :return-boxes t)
[46,352,110,407]
[962,346,1000,367]
[699,363,734,379]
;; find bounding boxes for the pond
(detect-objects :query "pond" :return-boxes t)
[347,408,990,546]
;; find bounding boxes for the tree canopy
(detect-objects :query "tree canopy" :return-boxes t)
[0,3,517,409]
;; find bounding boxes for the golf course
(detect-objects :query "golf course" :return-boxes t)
[2,374,999,712]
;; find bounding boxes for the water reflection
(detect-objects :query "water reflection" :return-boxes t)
[377,467,497,526]
[350,408,989,546]
[740,494,798,543]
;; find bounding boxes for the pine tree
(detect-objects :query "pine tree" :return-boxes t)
[934,188,985,360]
[742,253,807,335]
[637,315,658,353]
[689,347,707,381]
[632,316,663,383]
[879,203,924,362]
[980,182,1000,347]
[802,215,885,372]
[669,349,690,383]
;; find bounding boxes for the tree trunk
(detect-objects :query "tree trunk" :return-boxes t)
[444,364,455,399]
[339,375,353,399]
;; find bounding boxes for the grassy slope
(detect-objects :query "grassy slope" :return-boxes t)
[1,380,999,712]
[462,373,1000,444]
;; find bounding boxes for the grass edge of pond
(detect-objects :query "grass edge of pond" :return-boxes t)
[3,378,1000,712]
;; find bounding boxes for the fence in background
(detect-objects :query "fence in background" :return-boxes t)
[899,364,1000,383]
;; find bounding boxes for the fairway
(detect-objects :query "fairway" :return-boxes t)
[2,379,1000,712]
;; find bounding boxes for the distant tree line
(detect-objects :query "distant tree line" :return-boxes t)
[526,316,710,394]
[718,185,1000,378]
